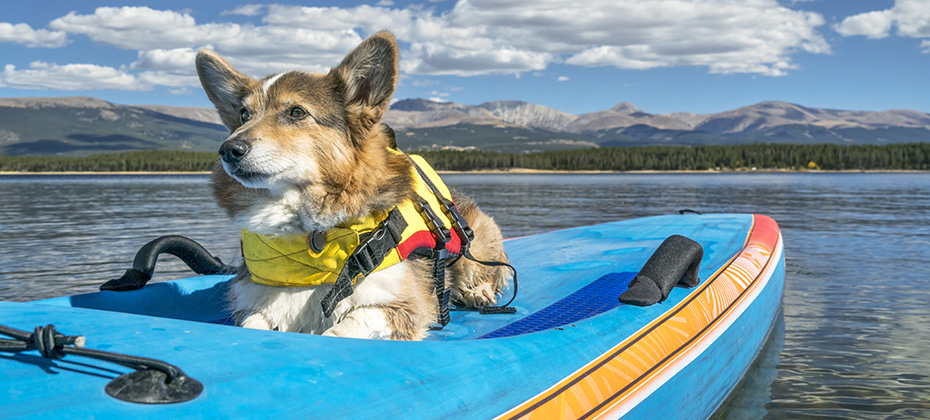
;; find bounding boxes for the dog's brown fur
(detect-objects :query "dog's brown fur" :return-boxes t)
[196,31,509,340]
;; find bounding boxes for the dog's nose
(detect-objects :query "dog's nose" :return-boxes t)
[219,140,250,164]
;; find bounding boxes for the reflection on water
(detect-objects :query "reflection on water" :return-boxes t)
[711,310,785,420]
[2,172,929,418]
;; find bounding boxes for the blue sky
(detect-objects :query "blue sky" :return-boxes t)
[0,0,928,115]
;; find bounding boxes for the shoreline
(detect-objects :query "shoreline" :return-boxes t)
[437,168,929,174]
[0,171,212,175]
[1,168,927,175]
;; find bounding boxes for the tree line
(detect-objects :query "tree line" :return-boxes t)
[420,143,930,171]
[0,150,220,172]
[1,143,929,172]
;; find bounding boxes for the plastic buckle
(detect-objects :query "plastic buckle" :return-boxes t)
[440,199,475,243]
[348,252,374,277]
[416,198,451,243]
[351,227,386,275]
[458,224,475,243]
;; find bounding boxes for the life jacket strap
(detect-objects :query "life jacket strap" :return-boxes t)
[407,158,462,329]
[430,249,452,328]
[320,208,408,318]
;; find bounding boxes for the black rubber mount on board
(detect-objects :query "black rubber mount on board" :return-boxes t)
[106,368,204,404]
[618,235,703,306]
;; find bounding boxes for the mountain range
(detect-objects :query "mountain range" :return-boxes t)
[2,96,930,156]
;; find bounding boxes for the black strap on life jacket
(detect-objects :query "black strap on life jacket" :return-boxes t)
[430,249,452,328]
[320,208,408,318]
[408,158,461,328]
[413,196,454,328]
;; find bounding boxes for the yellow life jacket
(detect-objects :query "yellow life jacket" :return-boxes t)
[241,150,470,317]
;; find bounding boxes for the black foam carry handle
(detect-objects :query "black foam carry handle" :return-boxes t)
[618,235,703,306]
[100,235,230,291]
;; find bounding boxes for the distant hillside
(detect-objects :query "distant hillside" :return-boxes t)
[0,97,226,156]
[695,101,930,133]
[131,104,223,126]
[2,96,930,156]
[385,98,930,146]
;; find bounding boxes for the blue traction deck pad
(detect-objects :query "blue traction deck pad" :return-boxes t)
[480,272,635,339]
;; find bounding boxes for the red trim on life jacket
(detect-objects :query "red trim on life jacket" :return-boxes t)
[396,228,463,260]
[446,229,463,255]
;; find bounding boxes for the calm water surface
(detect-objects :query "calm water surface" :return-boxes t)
[1,172,929,419]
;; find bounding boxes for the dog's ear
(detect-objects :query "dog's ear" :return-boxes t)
[330,31,399,142]
[196,49,255,131]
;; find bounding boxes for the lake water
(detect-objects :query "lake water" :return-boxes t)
[1,172,929,419]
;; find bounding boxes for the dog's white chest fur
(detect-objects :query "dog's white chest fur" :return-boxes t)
[228,261,412,338]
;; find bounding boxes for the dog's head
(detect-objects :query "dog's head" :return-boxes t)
[196,31,399,193]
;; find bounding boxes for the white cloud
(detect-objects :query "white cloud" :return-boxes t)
[428,96,449,103]
[439,0,828,76]
[557,76,570,82]
[835,10,894,38]
[836,0,930,43]
[0,22,68,48]
[922,40,930,53]
[131,48,198,71]
[893,0,930,38]
[48,6,362,76]
[49,6,242,50]
[136,71,200,88]
[0,61,141,90]
[567,46,665,70]
[209,26,361,72]
[2,1,833,92]
[403,43,552,76]
[221,4,265,16]
[127,49,203,90]
[264,1,829,76]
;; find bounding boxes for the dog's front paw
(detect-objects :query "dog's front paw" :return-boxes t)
[239,312,275,330]
[322,307,394,339]
[455,283,499,308]
[321,327,344,337]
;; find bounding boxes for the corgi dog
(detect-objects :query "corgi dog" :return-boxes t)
[195,31,509,340]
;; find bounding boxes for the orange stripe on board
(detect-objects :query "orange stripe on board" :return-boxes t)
[497,215,781,420]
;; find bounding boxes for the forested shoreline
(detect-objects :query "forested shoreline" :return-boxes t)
[1,143,929,172]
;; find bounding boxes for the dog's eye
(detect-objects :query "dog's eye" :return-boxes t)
[288,106,308,120]
[240,108,251,123]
